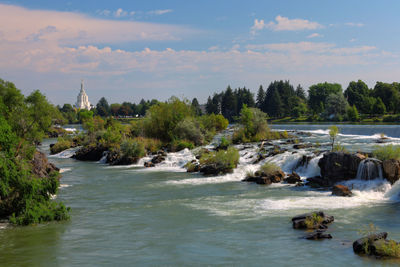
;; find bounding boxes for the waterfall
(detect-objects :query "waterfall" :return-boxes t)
[356,158,383,180]
[99,151,109,164]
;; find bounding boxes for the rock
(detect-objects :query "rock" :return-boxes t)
[242,170,285,185]
[252,153,267,164]
[31,151,60,178]
[304,229,333,240]
[318,152,365,182]
[292,211,334,230]
[306,176,332,188]
[285,172,301,184]
[353,232,388,255]
[199,164,233,175]
[382,159,400,184]
[293,143,312,149]
[295,182,304,187]
[332,184,352,197]
[151,155,166,164]
[73,144,107,161]
[144,161,155,168]
[295,155,314,169]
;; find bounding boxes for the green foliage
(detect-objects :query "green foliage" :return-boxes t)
[50,138,73,154]
[329,126,339,151]
[372,97,386,115]
[347,105,360,122]
[170,139,194,152]
[121,139,145,158]
[218,137,231,150]
[308,82,342,114]
[305,213,324,229]
[184,161,198,172]
[259,162,280,174]
[324,93,348,120]
[133,137,162,154]
[232,105,273,143]
[174,117,204,146]
[199,147,239,171]
[373,145,400,161]
[375,239,400,258]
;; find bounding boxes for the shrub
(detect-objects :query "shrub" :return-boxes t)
[198,114,229,132]
[170,139,194,152]
[259,162,280,174]
[217,136,231,150]
[121,139,145,158]
[184,161,198,172]
[50,138,73,154]
[199,147,239,171]
[375,239,400,258]
[133,137,162,154]
[174,117,204,146]
[373,145,400,161]
[305,213,324,229]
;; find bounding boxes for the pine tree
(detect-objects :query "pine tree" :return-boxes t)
[256,85,265,110]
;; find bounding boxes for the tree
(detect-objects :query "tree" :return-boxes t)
[329,126,339,151]
[308,82,342,114]
[324,93,348,120]
[96,97,110,117]
[295,84,306,100]
[372,97,386,115]
[344,80,371,114]
[373,82,400,113]
[347,105,360,122]
[191,98,202,116]
[221,86,236,122]
[256,85,265,109]
[110,103,121,116]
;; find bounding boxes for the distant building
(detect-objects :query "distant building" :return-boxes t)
[75,80,91,110]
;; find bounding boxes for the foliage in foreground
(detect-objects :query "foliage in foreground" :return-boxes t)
[0,79,70,225]
[373,145,400,161]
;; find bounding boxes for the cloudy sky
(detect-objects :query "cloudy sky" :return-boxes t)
[1,0,400,105]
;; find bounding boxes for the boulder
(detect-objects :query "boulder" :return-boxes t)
[382,159,400,184]
[243,170,285,185]
[293,143,312,149]
[73,144,107,161]
[306,176,332,188]
[199,164,234,175]
[151,155,166,164]
[353,232,388,255]
[285,172,301,184]
[292,211,334,230]
[31,151,60,178]
[332,184,352,197]
[144,161,155,168]
[318,152,365,182]
[304,229,333,240]
[295,155,314,169]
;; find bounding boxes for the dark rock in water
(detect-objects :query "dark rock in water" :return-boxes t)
[285,172,301,184]
[243,170,285,185]
[151,155,166,164]
[332,184,352,197]
[31,151,60,178]
[199,164,233,175]
[144,161,155,168]
[293,143,312,149]
[304,229,333,240]
[353,232,389,256]
[306,176,332,188]
[318,152,365,182]
[382,159,400,184]
[292,211,334,230]
[252,153,267,164]
[73,145,107,161]
[295,155,314,169]
[295,182,305,187]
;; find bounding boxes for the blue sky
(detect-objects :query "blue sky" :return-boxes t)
[1,0,400,105]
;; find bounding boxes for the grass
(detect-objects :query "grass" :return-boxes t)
[259,162,281,174]
[373,145,400,161]
[199,147,240,171]
[375,239,400,258]
[304,213,324,229]
[50,138,73,154]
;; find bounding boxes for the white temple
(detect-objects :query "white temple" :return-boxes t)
[75,80,91,110]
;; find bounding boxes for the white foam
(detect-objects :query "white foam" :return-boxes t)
[59,184,70,188]
[59,168,71,173]
[49,147,80,159]
[64,128,78,132]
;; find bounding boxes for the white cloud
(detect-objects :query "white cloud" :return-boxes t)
[346,22,364,27]
[148,9,173,15]
[252,15,323,34]
[350,38,357,42]
[307,33,323,38]
[114,8,127,18]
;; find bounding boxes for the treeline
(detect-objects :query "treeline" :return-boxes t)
[0,78,69,225]
[204,80,400,122]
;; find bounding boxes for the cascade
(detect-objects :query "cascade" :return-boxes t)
[99,151,109,164]
[356,158,383,180]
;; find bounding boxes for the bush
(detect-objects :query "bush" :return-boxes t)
[217,137,231,150]
[121,139,145,158]
[305,213,324,229]
[133,137,162,154]
[375,239,400,258]
[174,117,204,146]
[50,138,73,154]
[373,145,400,161]
[199,147,239,171]
[184,161,198,172]
[232,105,270,143]
[170,139,194,152]
[259,162,280,174]
[198,114,229,132]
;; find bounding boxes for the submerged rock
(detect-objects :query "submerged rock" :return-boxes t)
[285,172,301,184]
[305,176,332,188]
[243,170,285,185]
[382,159,400,184]
[304,229,333,240]
[332,184,352,197]
[144,161,155,168]
[292,211,334,230]
[318,152,365,182]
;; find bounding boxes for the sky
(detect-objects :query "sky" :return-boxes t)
[1,0,400,106]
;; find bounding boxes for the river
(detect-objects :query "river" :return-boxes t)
[1,124,400,266]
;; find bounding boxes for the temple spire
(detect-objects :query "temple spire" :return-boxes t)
[81,79,84,92]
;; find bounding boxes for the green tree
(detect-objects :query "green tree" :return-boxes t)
[347,105,360,122]
[295,84,306,100]
[344,80,371,114]
[96,97,110,117]
[191,98,202,116]
[324,93,349,120]
[329,126,339,151]
[373,97,386,115]
[221,86,236,121]
[308,82,342,114]
[256,85,265,109]
[373,82,400,113]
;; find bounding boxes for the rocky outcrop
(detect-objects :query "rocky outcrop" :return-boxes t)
[318,152,365,182]
[151,154,166,164]
[284,172,301,184]
[352,232,400,258]
[243,170,285,185]
[332,184,352,197]
[31,151,60,178]
[382,159,400,184]
[107,152,139,166]
[199,164,234,175]
[292,211,334,230]
[144,161,155,167]
[73,144,107,161]
[293,143,312,149]
[305,176,332,188]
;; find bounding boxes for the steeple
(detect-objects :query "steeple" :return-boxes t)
[75,79,91,110]
[80,79,85,93]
